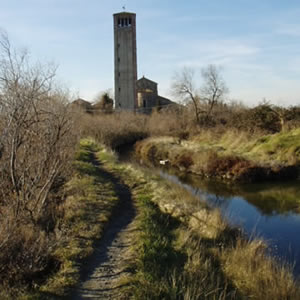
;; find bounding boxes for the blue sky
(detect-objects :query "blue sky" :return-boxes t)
[1,0,300,106]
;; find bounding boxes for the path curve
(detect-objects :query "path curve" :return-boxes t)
[68,161,136,300]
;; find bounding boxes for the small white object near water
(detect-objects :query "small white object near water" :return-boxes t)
[159,159,169,165]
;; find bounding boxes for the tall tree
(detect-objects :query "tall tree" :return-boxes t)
[93,92,114,114]
[201,64,228,120]
[172,64,228,124]
[171,67,201,123]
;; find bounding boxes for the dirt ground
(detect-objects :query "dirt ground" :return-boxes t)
[68,163,137,300]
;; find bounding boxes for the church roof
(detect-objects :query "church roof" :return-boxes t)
[137,76,158,85]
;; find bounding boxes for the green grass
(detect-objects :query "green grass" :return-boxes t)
[128,192,186,299]
[248,128,300,163]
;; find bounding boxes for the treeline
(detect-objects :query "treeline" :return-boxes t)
[76,101,300,151]
[75,65,300,149]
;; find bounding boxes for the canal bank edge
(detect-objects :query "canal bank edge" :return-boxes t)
[134,129,300,183]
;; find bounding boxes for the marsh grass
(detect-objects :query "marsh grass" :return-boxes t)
[78,112,149,149]
[135,128,300,182]
[249,128,300,164]
[129,193,186,299]
[220,238,299,300]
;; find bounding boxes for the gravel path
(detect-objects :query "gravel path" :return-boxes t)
[68,162,136,300]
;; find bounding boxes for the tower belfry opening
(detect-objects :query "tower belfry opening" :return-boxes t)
[113,11,137,111]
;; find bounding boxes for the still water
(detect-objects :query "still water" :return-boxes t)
[159,169,300,276]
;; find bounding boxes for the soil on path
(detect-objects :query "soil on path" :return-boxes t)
[68,160,136,300]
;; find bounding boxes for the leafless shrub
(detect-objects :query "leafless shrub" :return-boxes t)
[0,32,76,224]
[0,220,55,291]
[0,32,76,292]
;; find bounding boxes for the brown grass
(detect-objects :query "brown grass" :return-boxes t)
[77,111,149,149]
[135,134,299,182]
[220,238,299,299]
[0,221,55,298]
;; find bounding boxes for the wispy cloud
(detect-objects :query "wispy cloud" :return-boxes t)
[144,35,261,69]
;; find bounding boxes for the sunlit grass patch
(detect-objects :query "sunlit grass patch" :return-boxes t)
[249,128,300,164]
[128,187,186,299]
[135,128,299,182]
[122,167,240,299]
[97,147,117,165]
[219,238,300,300]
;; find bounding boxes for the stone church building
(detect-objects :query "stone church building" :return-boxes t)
[113,11,175,113]
[136,76,175,113]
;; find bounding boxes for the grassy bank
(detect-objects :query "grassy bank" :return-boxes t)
[192,127,300,165]
[135,128,300,182]
[123,168,299,299]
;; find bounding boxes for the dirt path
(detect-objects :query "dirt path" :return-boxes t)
[68,161,136,300]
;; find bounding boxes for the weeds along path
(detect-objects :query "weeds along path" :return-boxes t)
[69,152,136,300]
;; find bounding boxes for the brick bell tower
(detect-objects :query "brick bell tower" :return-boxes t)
[113,11,138,111]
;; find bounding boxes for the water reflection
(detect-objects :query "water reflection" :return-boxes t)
[159,169,300,276]
[164,169,300,215]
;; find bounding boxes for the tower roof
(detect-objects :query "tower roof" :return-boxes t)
[113,11,136,16]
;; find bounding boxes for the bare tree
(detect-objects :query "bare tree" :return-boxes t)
[171,67,201,123]
[172,65,228,124]
[0,31,76,224]
[201,64,228,119]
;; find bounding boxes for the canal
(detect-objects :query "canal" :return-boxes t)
[118,146,300,276]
